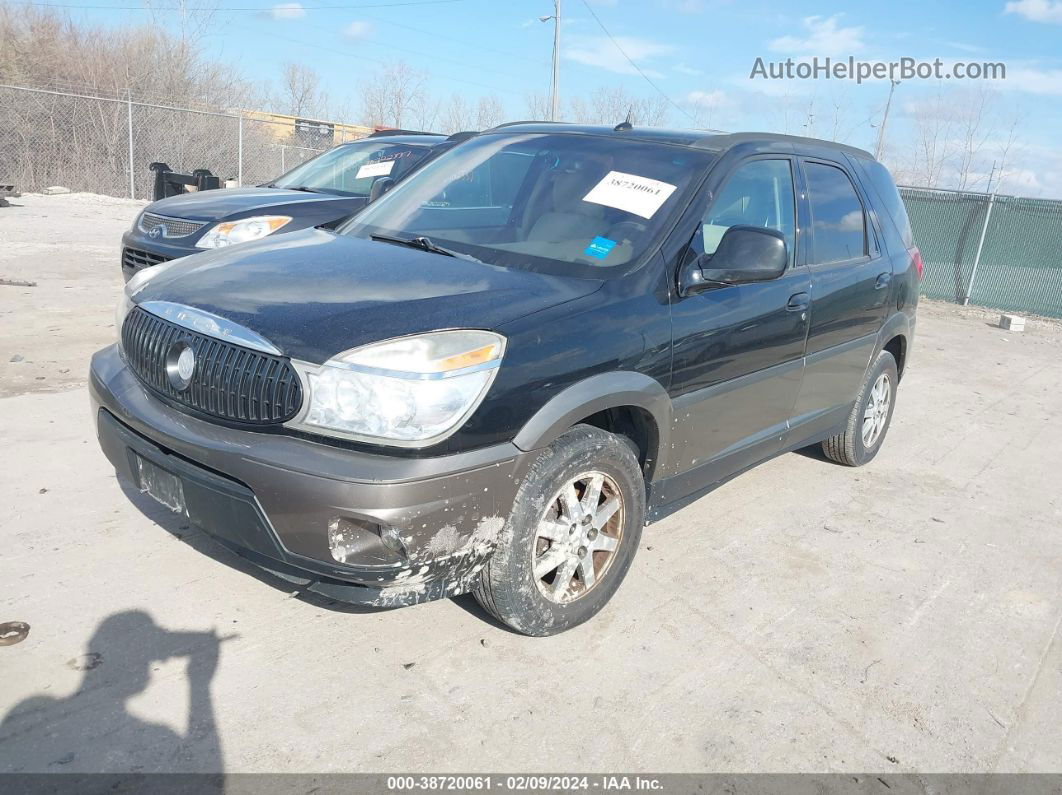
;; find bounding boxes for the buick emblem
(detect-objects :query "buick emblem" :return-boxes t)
[148,225,164,240]
[165,341,196,391]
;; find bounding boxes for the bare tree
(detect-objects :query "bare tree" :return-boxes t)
[359,61,433,130]
[277,63,329,119]
[989,112,1023,193]
[475,95,504,129]
[144,0,218,46]
[566,86,670,127]
[524,91,553,120]
[907,87,959,188]
[0,1,270,196]
[439,93,473,134]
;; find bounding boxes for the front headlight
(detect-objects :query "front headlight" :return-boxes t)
[195,215,292,249]
[290,330,506,446]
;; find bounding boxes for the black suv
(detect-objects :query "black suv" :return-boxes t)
[120,131,466,281]
[91,123,920,636]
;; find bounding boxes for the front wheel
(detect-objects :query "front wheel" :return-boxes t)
[474,425,645,636]
[822,349,899,467]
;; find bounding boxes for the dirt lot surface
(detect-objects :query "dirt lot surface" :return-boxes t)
[1,194,1061,774]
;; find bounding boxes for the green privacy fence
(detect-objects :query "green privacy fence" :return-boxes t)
[899,187,1062,318]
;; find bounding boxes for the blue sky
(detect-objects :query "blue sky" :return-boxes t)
[52,0,1062,196]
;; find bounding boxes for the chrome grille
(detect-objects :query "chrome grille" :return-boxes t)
[121,307,302,425]
[139,212,207,238]
[123,247,172,271]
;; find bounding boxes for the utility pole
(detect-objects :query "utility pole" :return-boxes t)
[874,79,900,160]
[540,0,561,121]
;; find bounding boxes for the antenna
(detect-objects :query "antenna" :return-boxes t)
[614,107,633,132]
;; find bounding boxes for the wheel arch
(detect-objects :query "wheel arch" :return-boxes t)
[512,372,673,482]
[876,311,911,380]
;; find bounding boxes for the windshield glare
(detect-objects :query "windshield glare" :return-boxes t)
[272,141,431,196]
[342,133,713,276]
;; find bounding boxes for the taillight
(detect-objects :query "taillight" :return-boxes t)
[910,247,923,281]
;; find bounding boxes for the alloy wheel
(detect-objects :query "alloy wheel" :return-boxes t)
[531,471,624,604]
[862,372,892,448]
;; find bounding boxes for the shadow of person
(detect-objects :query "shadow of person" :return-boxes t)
[0,610,226,778]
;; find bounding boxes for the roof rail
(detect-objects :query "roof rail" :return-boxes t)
[367,128,437,138]
[486,120,567,131]
[445,130,478,142]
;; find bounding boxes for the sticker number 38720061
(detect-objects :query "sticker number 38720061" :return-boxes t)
[582,171,678,219]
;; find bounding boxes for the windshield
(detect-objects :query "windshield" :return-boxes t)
[340,133,714,277]
[271,140,433,196]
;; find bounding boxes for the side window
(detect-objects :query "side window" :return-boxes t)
[694,159,795,265]
[805,162,867,264]
[437,151,534,209]
[860,158,914,249]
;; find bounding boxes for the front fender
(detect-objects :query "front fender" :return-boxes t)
[512,371,674,479]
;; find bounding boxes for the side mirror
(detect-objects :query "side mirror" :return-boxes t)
[679,225,788,295]
[368,176,395,203]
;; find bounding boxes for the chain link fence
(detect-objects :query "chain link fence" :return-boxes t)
[900,186,1062,319]
[0,84,370,200]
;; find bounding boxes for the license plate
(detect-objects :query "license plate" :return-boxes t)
[134,454,186,514]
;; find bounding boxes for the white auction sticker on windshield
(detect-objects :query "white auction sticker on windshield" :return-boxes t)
[356,160,395,179]
[582,171,677,219]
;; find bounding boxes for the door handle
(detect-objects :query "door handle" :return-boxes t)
[875,272,892,290]
[787,292,810,312]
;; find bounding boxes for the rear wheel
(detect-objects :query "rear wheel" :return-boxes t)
[474,425,644,636]
[822,350,898,467]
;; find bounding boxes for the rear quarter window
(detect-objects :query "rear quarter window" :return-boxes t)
[859,158,914,249]
[805,161,867,264]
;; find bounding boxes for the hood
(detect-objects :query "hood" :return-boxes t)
[146,187,354,222]
[133,229,603,363]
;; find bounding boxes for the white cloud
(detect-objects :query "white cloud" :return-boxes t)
[1004,0,1062,23]
[946,41,986,53]
[674,62,704,76]
[564,36,675,78]
[269,2,305,20]
[1001,66,1062,94]
[769,14,865,56]
[342,20,374,40]
[687,89,726,107]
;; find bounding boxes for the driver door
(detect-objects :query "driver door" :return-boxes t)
[665,156,811,495]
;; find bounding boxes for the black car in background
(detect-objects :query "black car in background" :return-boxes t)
[94,123,920,635]
[120,131,468,280]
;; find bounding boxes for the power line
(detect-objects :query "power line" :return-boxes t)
[19,0,464,10]
[361,12,547,68]
[577,0,695,125]
[250,25,524,98]
[292,15,532,82]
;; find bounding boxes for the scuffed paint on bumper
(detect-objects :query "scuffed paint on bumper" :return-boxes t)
[89,344,535,606]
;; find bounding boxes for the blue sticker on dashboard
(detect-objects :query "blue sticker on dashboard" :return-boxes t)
[584,236,617,260]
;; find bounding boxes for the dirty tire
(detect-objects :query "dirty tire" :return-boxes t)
[474,425,645,636]
[822,349,898,467]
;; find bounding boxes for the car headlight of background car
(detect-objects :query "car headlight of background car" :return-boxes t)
[195,215,292,249]
[289,330,506,446]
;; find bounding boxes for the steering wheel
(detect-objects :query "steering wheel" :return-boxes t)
[608,220,648,244]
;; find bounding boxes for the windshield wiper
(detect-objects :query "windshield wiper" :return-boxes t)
[370,234,482,263]
[281,185,321,193]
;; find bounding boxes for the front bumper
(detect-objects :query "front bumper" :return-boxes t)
[90,344,533,606]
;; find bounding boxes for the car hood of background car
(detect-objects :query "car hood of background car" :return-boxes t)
[132,228,603,363]
[146,187,352,222]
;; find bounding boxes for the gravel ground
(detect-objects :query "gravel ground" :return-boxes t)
[1,193,1060,774]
